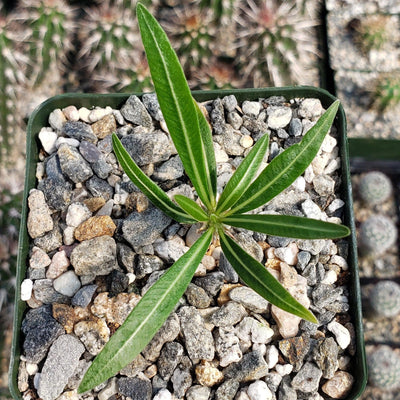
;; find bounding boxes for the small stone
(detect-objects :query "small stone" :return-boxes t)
[279,334,310,372]
[228,286,269,313]
[219,252,239,283]
[39,128,58,154]
[215,379,240,400]
[121,95,153,128]
[178,306,215,362]
[120,354,150,377]
[58,144,93,183]
[83,196,106,212]
[46,250,70,279]
[27,190,53,239]
[291,362,323,393]
[314,337,339,379]
[52,303,77,334]
[185,283,211,308]
[274,243,298,266]
[88,106,113,122]
[279,262,298,288]
[152,155,184,181]
[74,318,110,355]
[247,380,273,400]
[33,279,69,304]
[265,345,279,369]
[313,174,336,196]
[275,363,293,376]
[70,236,116,276]
[327,320,351,349]
[71,284,97,307]
[301,198,322,219]
[33,225,63,253]
[62,105,79,121]
[74,215,116,241]
[298,99,324,119]
[153,236,188,263]
[37,335,85,400]
[210,301,247,327]
[153,389,172,400]
[53,270,81,297]
[98,378,118,400]
[21,279,33,301]
[242,100,261,117]
[118,376,152,400]
[289,118,303,136]
[214,328,242,367]
[267,106,292,129]
[62,120,97,144]
[142,313,180,361]
[321,134,337,153]
[65,203,92,227]
[171,363,192,398]
[157,342,184,380]
[223,350,268,382]
[322,371,354,399]
[195,361,224,386]
[235,316,274,345]
[278,376,297,400]
[48,109,67,131]
[222,94,238,112]
[92,114,117,139]
[30,246,51,269]
[194,271,225,297]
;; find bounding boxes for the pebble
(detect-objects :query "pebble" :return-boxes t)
[171,363,192,398]
[215,379,240,400]
[178,307,215,362]
[223,350,268,382]
[92,114,116,139]
[275,363,293,376]
[298,98,324,119]
[118,376,152,400]
[39,128,58,154]
[247,380,273,400]
[58,144,93,183]
[210,301,247,327]
[214,328,242,367]
[279,334,310,372]
[313,174,336,196]
[219,252,239,283]
[27,190,53,239]
[153,388,172,400]
[62,120,97,144]
[153,235,188,263]
[301,198,323,219]
[195,361,224,386]
[242,101,261,117]
[46,250,70,279]
[228,286,269,313]
[37,335,85,400]
[62,105,79,121]
[48,109,67,131]
[265,345,279,369]
[70,235,116,276]
[74,215,116,241]
[53,270,80,296]
[314,337,339,379]
[33,279,69,304]
[98,378,118,400]
[321,371,354,399]
[65,202,92,229]
[236,316,274,345]
[267,106,292,129]
[121,95,153,128]
[185,283,211,308]
[21,279,33,301]
[29,246,51,269]
[291,362,323,393]
[222,94,238,112]
[327,320,351,349]
[74,318,110,355]
[88,106,113,123]
[194,271,225,297]
[157,342,184,380]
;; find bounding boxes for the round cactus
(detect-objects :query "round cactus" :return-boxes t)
[358,171,392,206]
[372,72,400,112]
[358,214,397,256]
[369,280,400,318]
[367,346,400,390]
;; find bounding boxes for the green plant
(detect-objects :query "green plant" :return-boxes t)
[371,72,400,112]
[369,280,400,318]
[359,214,397,256]
[78,4,349,392]
[358,171,392,206]
[367,346,400,390]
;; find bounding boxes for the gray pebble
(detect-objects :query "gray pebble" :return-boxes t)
[291,362,323,393]
[215,379,240,400]
[171,364,192,399]
[142,93,164,121]
[71,284,97,307]
[186,385,211,400]
[121,95,153,128]
[86,175,114,201]
[152,155,184,181]
[157,342,184,380]
[219,252,239,283]
[210,301,247,327]
[210,99,226,135]
[38,177,72,211]
[229,286,269,314]
[194,271,225,296]
[118,376,152,400]
[313,337,339,379]
[33,279,69,304]
[58,144,93,183]
[62,121,97,144]
[223,350,268,382]
[222,95,238,112]
[296,251,311,271]
[38,335,85,400]
[33,225,63,253]
[135,254,164,279]
[289,118,303,137]
[185,283,211,308]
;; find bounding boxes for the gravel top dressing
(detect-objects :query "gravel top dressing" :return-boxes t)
[18,94,356,400]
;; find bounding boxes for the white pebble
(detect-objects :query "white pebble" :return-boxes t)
[38,128,57,154]
[275,363,293,376]
[48,109,66,131]
[153,388,172,400]
[301,199,322,220]
[292,176,306,192]
[236,390,251,400]
[127,273,136,284]
[63,226,75,246]
[327,199,344,213]
[330,255,348,270]
[240,135,254,149]
[274,243,298,265]
[321,269,337,285]
[247,380,273,400]
[56,137,80,149]
[242,101,261,117]
[324,158,340,174]
[214,142,229,163]
[265,345,279,369]
[78,107,91,123]
[62,105,79,121]
[66,203,92,227]
[53,270,81,297]
[321,134,337,153]
[327,320,351,349]
[26,363,38,375]
[88,106,113,122]
[21,279,33,301]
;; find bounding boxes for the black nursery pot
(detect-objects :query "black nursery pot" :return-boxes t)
[9,87,367,399]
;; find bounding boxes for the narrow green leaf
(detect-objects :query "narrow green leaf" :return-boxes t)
[216,133,270,214]
[174,194,209,222]
[223,214,350,239]
[137,3,216,210]
[228,100,340,215]
[78,229,213,393]
[219,229,318,324]
[112,133,194,224]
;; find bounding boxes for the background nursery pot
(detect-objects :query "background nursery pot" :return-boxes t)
[10,86,367,399]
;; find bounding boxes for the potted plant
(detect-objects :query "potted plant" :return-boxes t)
[10,4,366,400]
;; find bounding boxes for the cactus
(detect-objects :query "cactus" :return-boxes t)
[358,214,398,256]
[369,280,400,318]
[159,4,216,74]
[19,0,75,85]
[350,14,399,55]
[371,72,400,112]
[358,171,393,206]
[199,0,236,23]
[235,0,319,87]
[367,346,400,390]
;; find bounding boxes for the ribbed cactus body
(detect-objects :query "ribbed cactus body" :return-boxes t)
[359,214,398,256]
[369,280,400,318]
[368,346,400,390]
[358,171,392,206]
[372,73,400,112]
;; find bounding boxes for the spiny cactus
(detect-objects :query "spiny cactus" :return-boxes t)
[371,72,400,112]
[367,346,400,390]
[198,0,236,23]
[159,4,217,74]
[369,280,400,318]
[0,9,27,165]
[350,14,399,55]
[235,0,319,87]
[20,0,75,85]
[358,171,393,206]
[358,214,398,256]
